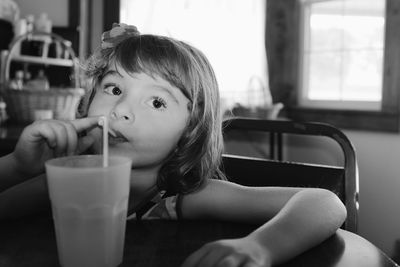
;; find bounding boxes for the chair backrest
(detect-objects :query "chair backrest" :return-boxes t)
[221,118,359,233]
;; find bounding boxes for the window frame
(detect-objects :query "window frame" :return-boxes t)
[103,0,120,32]
[298,0,385,111]
[266,0,400,132]
[105,0,400,132]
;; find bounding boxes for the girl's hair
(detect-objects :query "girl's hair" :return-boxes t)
[80,32,226,194]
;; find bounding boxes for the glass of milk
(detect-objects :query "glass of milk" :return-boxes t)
[45,155,132,267]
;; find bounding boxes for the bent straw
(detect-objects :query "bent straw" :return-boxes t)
[98,116,109,167]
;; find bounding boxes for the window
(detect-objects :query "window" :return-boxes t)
[119,0,270,112]
[299,0,385,111]
[266,0,400,132]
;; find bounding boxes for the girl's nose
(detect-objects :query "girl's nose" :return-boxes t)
[110,101,135,123]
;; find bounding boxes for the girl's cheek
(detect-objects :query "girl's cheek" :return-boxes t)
[87,102,103,117]
[88,95,116,117]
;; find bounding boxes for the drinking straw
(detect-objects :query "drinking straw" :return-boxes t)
[98,116,109,167]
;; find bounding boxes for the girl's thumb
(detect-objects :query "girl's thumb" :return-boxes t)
[76,136,95,155]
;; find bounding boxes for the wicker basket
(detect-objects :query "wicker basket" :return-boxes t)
[0,32,84,124]
[3,88,84,123]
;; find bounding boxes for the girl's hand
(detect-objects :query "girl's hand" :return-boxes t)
[181,236,272,267]
[12,117,100,177]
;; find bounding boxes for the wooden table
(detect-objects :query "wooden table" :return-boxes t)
[0,215,398,267]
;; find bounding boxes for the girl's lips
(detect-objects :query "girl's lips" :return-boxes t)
[98,124,117,137]
[108,128,117,137]
[108,133,129,145]
[99,123,129,145]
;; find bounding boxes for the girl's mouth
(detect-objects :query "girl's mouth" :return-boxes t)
[98,123,129,145]
[108,131,129,145]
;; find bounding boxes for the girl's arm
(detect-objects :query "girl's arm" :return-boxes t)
[0,153,29,192]
[0,117,98,193]
[181,179,347,267]
[0,117,100,220]
[0,174,51,220]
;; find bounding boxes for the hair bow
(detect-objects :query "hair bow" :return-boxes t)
[101,23,140,49]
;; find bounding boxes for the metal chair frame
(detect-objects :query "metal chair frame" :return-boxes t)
[222,118,359,233]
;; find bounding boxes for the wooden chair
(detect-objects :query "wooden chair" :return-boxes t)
[221,118,359,233]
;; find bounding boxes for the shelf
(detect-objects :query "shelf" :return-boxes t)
[10,55,74,67]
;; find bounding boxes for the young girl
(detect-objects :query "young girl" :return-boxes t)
[0,23,347,267]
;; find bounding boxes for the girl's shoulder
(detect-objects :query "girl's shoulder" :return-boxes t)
[127,190,183,220]
[125,180,239,221]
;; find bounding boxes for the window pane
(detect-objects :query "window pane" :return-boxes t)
[309,14,342,51]
[342,50,383,101]
[309,2,343,52]
[301,0,385,109]
[307,52,341,100]
[342,16,385,50]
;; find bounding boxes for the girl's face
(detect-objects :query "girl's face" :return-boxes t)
[87,65,190,174]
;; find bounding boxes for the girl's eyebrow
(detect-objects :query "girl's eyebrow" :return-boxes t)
[102,70,123,79]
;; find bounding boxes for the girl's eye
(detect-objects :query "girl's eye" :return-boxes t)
[147,97,167,110]
[103,85,122,96]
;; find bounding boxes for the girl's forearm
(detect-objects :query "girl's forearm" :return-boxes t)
[0,153,29,192]
[247,189,347,266]
[0,174,50,220]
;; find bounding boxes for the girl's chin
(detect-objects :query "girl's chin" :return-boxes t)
[89,143,130,156]
[108,145,135,158]
[109,142,133,153]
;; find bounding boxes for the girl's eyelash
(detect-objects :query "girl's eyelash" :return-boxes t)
[99,83,167,110]
[103,83,122,96]
[150,96,167,110]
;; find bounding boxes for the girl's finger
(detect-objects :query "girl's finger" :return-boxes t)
[61,121,78,156]
[51,122,69,156]
[241,261,262,267]
[217,255,246,267]
[197,249,232,267]
[71,116,102,133]
[181,245,213,267]
[24,121,58,150]
[182,244,229,267]
[76,135,95,155]
[23,121,55,146]
[42,125,58,150]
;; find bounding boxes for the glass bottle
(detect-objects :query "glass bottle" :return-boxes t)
[9,70,24,90]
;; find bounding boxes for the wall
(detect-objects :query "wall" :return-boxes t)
[346,130,400,259]
[14,0,68,27]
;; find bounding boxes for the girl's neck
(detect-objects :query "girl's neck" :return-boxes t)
[128,167,160,212]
